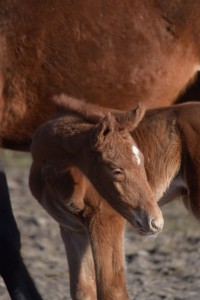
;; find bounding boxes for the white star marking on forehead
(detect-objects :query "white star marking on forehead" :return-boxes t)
[132,145,141,165]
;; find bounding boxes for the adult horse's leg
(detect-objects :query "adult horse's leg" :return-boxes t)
[183,154,200,220]
[86,202,128,300]
[60,225,97,300]
[0,158,43,300]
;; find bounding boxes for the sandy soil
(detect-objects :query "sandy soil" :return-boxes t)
[1,151,200,300]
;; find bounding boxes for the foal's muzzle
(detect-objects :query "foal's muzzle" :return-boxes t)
[134,210,164,236]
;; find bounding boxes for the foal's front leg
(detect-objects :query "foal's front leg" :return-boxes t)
[60,225,97,300]
[86,202,128,300]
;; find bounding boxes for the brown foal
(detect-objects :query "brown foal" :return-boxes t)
[29,99,163,300]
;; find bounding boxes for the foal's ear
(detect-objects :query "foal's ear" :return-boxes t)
[115,103,145,131]
[91,113,115,150]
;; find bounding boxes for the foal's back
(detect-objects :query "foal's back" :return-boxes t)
[175,102,200,134]
[135,102,200,220]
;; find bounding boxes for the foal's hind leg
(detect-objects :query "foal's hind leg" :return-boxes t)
[60,225,97,300]
[0,159,42,300]
[85,202,128,300]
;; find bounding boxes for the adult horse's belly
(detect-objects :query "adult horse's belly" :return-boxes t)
[0,0,198,146]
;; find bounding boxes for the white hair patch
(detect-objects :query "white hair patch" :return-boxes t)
[132,145,141,165]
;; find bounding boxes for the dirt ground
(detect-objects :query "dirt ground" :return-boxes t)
[1,151,200,300]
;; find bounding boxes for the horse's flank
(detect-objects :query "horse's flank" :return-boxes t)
[1,1,200,149]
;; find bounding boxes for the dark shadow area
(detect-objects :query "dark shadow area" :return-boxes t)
[176,72,200,103]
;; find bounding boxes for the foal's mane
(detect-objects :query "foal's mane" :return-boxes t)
[53,94,145,133]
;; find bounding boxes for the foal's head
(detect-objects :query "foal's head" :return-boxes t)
[31,103,164,236]
[85,106,164,235]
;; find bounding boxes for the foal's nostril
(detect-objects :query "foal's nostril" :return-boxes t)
[150,218,164,232]
[134,212,164,234]
[151,219,159,230]
[136,219,142,228]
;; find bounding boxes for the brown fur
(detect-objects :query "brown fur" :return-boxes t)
[30,97,200,300]
[29,104,164,300]
[52,96,200,220]
[1,1,200,298]
[81,99,200,222]
[1,1,200,150]
[133,102,200,221]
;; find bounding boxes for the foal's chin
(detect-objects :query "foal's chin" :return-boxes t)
[137,228,160,237]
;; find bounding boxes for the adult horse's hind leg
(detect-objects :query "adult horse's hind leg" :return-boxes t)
[184,154,200,220]
[179,121,200,220]
[85,202,128,300]
[0,159,43,300]
[60,225,97,300]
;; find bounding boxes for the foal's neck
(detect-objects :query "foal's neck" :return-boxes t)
[133,108,182,201]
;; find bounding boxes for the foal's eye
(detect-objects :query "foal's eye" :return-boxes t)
[111,168,125,180]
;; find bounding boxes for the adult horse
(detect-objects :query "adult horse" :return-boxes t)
[1,0,200,299]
